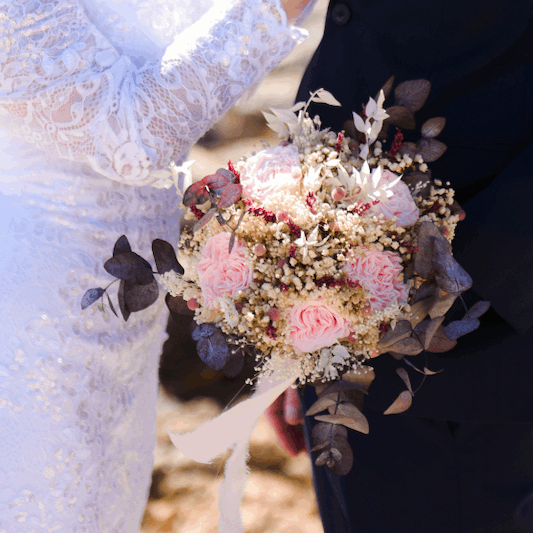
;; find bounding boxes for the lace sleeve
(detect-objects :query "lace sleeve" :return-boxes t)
[0,0,306,186]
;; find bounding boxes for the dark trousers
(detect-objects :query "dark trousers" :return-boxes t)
[299,386,533,533]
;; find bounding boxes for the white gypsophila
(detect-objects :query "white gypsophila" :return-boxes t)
[159,270,188,296]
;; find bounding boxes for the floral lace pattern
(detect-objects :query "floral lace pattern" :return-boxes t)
[0,0,305,530]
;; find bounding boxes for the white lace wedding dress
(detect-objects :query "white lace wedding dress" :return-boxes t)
[0,0,307,530]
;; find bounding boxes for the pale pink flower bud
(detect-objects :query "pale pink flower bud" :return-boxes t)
[254,243,266,256]
[332,187,346,201]
[187,298,199,310]
[277,210,289,222]
[268,308,281,321]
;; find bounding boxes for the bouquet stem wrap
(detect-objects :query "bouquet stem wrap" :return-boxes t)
[168,359,299,533]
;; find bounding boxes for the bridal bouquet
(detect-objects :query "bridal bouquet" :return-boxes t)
[82,77,488,533]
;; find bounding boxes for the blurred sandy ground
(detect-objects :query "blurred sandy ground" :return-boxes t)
[140,2,329,532]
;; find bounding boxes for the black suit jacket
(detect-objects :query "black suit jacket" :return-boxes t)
[296,0,533,423]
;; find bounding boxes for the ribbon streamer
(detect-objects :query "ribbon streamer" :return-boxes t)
[168,359,299,533]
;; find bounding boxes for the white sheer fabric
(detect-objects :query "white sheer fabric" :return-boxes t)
[0,0,306,530]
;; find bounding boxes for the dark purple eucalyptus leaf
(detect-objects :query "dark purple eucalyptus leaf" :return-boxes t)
[216,168,237,183]
[415,221,450,279]
[378,320,413,350]
[410,280,439,305]
[383,105,416,129]
[152,239,183,275]
[203,173,231,195]
[394,79,431,112]
[117,280,131,322]
[104,252,154,285]
[218,183,243,209]
[113,235,132,256]
[193,323,230,371]
[386,336,424,356]
[320,435,353,475]
[123,279,159,312]
[398,141,418,159]
[81,287,105,310]
[432,238,472,293]
[466,301,491,319]
[416,138,447,163]
[193,207,217,233]
[421,117,446,138]
[220,348,245,378]
[106,292,118,318]
[183,180,209,207]
[444,318,480,341]
[165,293,195,316]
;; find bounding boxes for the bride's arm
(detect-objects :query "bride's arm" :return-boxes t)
[0,0,307,185]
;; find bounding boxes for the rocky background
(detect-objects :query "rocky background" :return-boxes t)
[141,2,329,531]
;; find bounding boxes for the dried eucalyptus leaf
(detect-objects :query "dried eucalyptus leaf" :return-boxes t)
[81,288,105,310]
[423,315,445,350]
[152,239,183,275]
[216,168,237,183]
[432,238,473,293]
[314,414,366,434]
[389,351,406,360]
[376,75,395,101]
[416,138,447,163]
[429,293,458,319]
[305,396,338,416]
[220,349,244,378]
[117,279,131,322]
[383,390,413,415]
[386,336,424,356]
[421,117,446,138]
[342,369,376,394]
[312,421,348,446]
[106,292,118,317]
[424,325,457,352]
[203,173,231,195]
[193,323,230,371]
[319,379,369,397]
[415,221,450,278]
[396,368,413,394]
[408,297,436,328]
[394,79,431,113]
[315,450,330,467]
[113,235,132,256]
[378,320,413,350]
[228,233,236,254]
[410,280,439,305]
[444,318,481,341]
[218,183,243,209]
[383,105,416,129]
[165,293,194,316]
[423,367,443,375]
[310,440,332,453]
[328,435,354,475]
[398,141,418,159]
[183,180,209,207]
[466,301,491,319]
[331,402,369,434]
[104,252,154,285]
[193,207,217,233]
[123,279,159,312]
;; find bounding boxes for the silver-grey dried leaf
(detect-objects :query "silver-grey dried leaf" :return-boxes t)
[423,315,445,350]
[315,450,330,467]
[326,402,369,434]
[310,440,332,453]
[328,435,354,475]
[314,413,367,433]
[378,320,413,350]
[415,221,450,279]
[396,367,413,394]
[342,369,376,394]
[466,301,491,319]
[312,421,348,447]
[432,238,473,293]
[429,293,458,319]
[407,297,437,328]
[384,390,413,415]
[423,367,443,375]
[444,318,480,341]
[416,138,447,163]
[384,105,416,129]
[305,396,338,417]
[319,379,370,397]
[386,336,424,356]
[410,280,439,305]
[421,117,446,138]
[398,141,418,159]
[389,351,406,360]
[394,79,431,112]
[423,325,458,353]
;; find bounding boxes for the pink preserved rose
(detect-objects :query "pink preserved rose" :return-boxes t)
[375,169,419,227]
[343,247,409,311]
[289,300,351,353]
[196,233,253,308]
[239,143,302,202]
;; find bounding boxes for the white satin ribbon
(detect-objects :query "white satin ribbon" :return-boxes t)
[168,359,299,533]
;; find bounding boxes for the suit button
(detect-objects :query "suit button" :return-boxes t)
[332,3,351,25]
